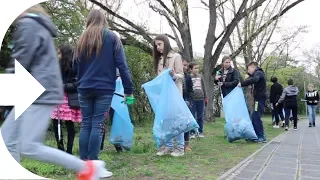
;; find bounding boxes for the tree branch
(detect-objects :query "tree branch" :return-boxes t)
[149,3,179,29]
[89,0,153,43]
[230,0,305,59]
[210,0,249,68]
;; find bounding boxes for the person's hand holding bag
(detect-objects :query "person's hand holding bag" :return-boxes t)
[124,94,135,105]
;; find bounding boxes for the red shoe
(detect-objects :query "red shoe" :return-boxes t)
[77,160,106,180]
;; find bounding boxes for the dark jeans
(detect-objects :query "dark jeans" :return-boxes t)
[78,93,112,160]
[52,120,75,154]
[285,103,298,128]
[184,100,192,144]
[272,102,284,125]
[100,108,122,152]
[252,100,266,139]
[191,99,204,134]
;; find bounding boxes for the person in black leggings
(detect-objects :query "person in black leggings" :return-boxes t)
[276,79,299,131]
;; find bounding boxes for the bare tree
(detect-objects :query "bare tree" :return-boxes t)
[303,44,320,78]
[87,0,305,121]
[147,0,194,61]
[201,0,305,120]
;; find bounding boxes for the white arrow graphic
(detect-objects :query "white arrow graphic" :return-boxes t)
[0,59,46,120]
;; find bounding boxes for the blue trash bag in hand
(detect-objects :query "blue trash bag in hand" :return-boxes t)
[142,69,199,148]
[223,87,257,142]
[109,77,134,150]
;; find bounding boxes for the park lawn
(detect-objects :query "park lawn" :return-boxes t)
[18,117,284,180]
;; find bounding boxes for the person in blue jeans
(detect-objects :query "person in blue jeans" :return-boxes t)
[73,9,134,165]
[239,62,267,143]
[153,34,185,157]
[189,62,207,138]
[305,84,319,127]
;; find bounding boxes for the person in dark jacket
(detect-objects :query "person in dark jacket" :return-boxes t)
[214,56,240,97]
[305,84,319,127]
[269,76,284,128]
[239,62,267,143]
[277,79,299,131]
[180,52,194,152]
[74,10,134,164]
[1,5,107,179]
[51,44,81,155]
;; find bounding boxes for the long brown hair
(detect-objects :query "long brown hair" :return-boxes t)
[153,34,172,74]
[75,9,108,59]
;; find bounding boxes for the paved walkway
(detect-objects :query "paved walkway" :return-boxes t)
[219,118,320,180]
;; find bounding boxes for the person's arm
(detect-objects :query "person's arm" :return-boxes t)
[172,54,184,81]
[222,69,240,88]
[214,70,221,84]
[114,35,134,95]
[305,93,308,101]
[187,75,194,96]
[269,85,274,103]
[277,89,287,104]
[241,71,260,87]
[201,75,207,99]
[7,19,41,73]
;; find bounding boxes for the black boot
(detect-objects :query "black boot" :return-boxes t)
[114,145,123,153]
[313,122,316,127]
[309,123,312,127]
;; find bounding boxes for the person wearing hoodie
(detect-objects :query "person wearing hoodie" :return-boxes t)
[0,4,108,180]
[239,62,267,143]
[269,76,285,128]
[305,84,319,127]
[276,79,299,131]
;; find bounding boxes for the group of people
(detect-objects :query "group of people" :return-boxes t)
[1,5,135,180]
[1,3,319,180]
[270,77,319,130]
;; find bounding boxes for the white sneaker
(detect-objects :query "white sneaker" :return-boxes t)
[156,147,173,156]
[273,125,279,128]
[171,149,184,157]
[100,169,113,178]
[93,160,106,180]
[199,133,204,138]
[190,134,195,139]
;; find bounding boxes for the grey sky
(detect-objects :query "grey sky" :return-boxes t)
[117,0,318,61]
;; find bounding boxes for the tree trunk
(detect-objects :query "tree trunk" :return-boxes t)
[203,64,216,122]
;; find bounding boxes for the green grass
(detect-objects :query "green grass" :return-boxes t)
[16,117,284,180]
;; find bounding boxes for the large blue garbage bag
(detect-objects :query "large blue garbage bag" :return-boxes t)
[142,69,199,148]
[223,87,257,142]
[109,77,134,150]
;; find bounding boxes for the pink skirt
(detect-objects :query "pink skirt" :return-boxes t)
[51,93,82,122]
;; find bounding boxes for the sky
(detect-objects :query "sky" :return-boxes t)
[115,0,319,63]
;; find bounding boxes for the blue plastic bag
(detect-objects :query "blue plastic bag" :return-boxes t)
[109,77,134,150]
[142,69,199,148]
[223,87,257,142]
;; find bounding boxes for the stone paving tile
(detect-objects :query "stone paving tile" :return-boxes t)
[221,119,320,180]
[235,170,258,179]
[300,159,320,166]
[300,177,320,180]
[300,164,320,171]
[268,160,297,169]
[300,169,320,178]
[264,166,297,175]
[259,171,296,180]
